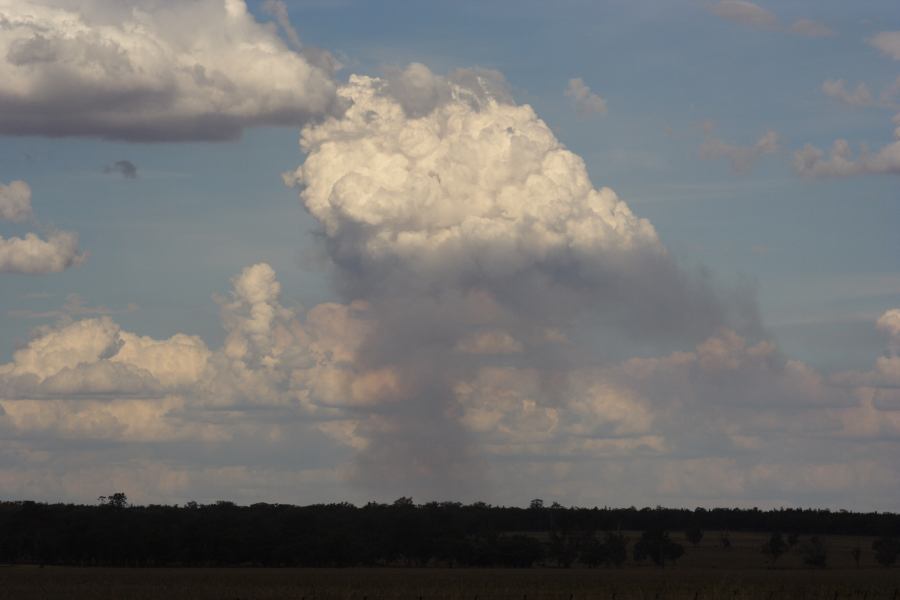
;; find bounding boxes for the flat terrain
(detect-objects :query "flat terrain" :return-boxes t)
[0,532,897,599]
[0,565,898,600]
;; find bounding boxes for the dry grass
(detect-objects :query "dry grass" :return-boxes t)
[0,532,896,599]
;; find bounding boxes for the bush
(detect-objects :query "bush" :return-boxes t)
[761,532,788,566]
[872,537,899,567]
[633,529,684,567]
[799,536,827,568]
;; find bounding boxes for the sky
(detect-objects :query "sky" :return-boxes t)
[0,0,899,509]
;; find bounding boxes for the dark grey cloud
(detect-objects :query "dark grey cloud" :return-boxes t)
[103,160,138,180]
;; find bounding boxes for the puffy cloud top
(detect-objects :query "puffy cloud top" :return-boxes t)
[0,231,84,274]
[287,67,660,283]
[878,309,900,343]
[0,180,31,222]
[0,0,340,141]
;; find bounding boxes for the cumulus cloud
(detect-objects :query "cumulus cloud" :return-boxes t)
[789,19,835,38]
[280,64,764,495]
[0,0,340,141]
[878,308,900,357]
[700,125,779,173]
[0,179,31,222]
[262,0,302,50]
[0,231,84,274]
[565,78,607,116]
[0,178,84,274]
[822,79,874,107]
[793,123,900,177]
[103,160,138,179]
[2,262,900,507]
[709,1,777,31]
[708,2,834,38]
[5,59,899,506]
[798,32,900,178]
[870,31,900,61]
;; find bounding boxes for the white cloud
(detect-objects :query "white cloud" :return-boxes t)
[822,79,874,107]
[877,308,900,341]
[870,31,900,61]
[793,122,900,177]
[789,19,835,38]
[0,178,83,274]
[708,2,834,38]
[0,231,84,274]
[0,0,340,141]
[2,264,900,507]
[709,1,778,31]
[565,78,607,116]
[0,179,31,222]
[700,126,779,173]
[287,67,660,286]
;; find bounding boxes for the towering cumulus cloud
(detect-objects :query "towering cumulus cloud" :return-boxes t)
[285,64,759,495]
[0,0,340,141]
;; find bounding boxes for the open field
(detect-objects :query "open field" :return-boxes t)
[1,531,897,599]
[0,565,898,600]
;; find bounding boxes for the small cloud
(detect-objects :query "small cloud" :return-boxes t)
[790,19,835,38]
[709,1,777,31]
[565,78,607,116]
[794,114,900,178]
[0,179,32,222]
[8,293,138,321]
[699,124,779,173]
[709,2,835,38]
[103,160,138,180]
[822,79,874,107]
[262,0,302,50]
[869,31,900,61]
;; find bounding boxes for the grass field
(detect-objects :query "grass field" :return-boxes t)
[0,532,897,599]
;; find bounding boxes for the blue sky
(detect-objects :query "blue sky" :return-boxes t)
[0,0,899,508]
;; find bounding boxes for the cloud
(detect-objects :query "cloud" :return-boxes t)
[708,2,834,38]
[0,231,84,274]
[0,0,341,141]
[7,293,137,320]
[789,19,835,38]
[793,121,900,177]
[565,78,607,116]
[709,1,777,31]
[281,65,763,496]
[878,308,900,357]
[262,0,303,50]
[870,31,900,61]
[798,36,900,178]
[700,125,779,173]
[0,178,84,274]
[2,263,900,507]
[0,179,31,222]
[103,160,138,180]
[822,80,874,107]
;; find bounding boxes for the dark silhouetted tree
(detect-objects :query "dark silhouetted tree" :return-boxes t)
[800,536,827,568]
[633,529,684,567]
[762,532,788,566]
[850,545,862,568]
[872,537,899,567]
[605,532,628,567]
[685,526,703,546]
[98,493,128,509]
[720,532,732,550]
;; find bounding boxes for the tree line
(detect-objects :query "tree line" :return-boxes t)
[0,495,898,567]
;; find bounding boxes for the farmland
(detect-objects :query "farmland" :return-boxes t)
[0,564,897,600]
[1,531,897,600]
